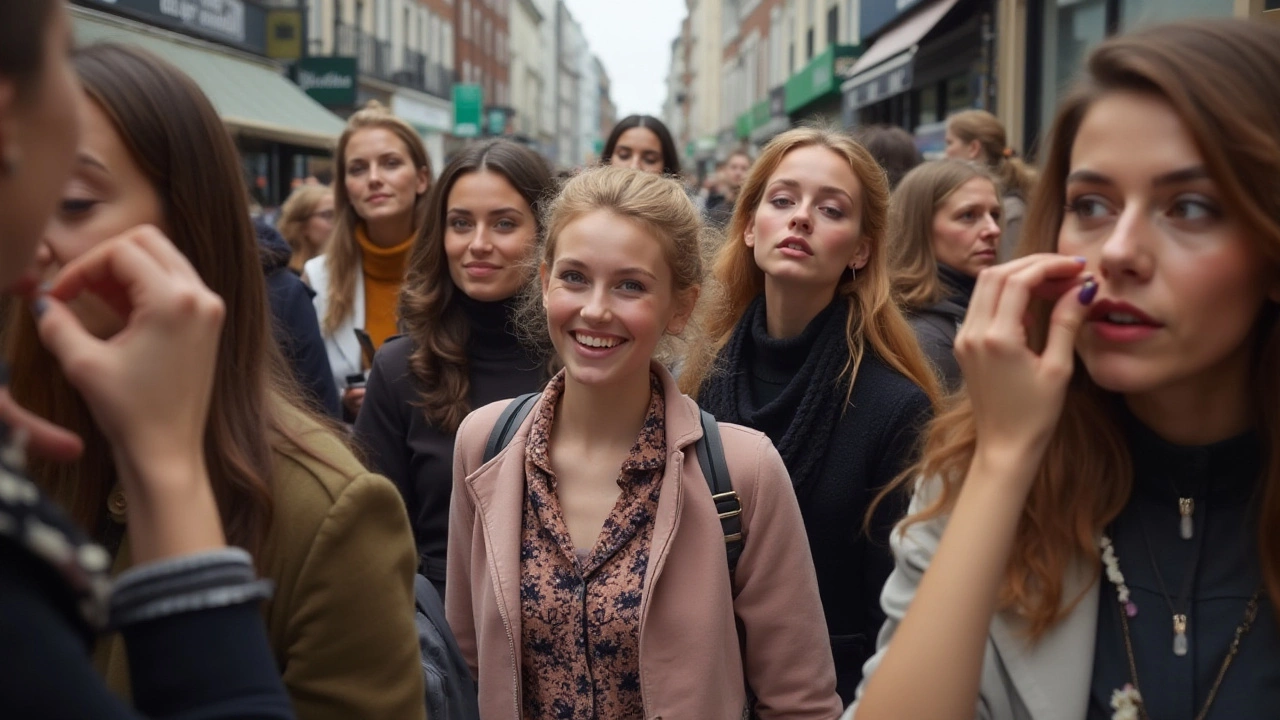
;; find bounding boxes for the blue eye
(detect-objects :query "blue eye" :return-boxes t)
[769,197,793,208]
[620,280,646,292]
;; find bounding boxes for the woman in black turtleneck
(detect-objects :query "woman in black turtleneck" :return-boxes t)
[355,141,554,597]
[889,160,1004,391]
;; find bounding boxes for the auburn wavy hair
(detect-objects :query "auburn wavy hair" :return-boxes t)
[399,139,554,433]
[6,45,337,559]
[887,19,1280,639]
[679,126,941,407]
[321,102,432,335]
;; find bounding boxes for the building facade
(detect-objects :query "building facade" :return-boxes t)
[508,0,546,149]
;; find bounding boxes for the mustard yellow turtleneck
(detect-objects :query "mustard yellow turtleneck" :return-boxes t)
[355,225,413,354]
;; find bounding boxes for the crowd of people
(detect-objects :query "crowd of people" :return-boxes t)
[3,2,1280,719]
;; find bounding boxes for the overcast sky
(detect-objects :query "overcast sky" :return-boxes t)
[562,0,686,118]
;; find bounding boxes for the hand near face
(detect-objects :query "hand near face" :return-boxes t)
[954,254,1093,469]
[33,225,224,478]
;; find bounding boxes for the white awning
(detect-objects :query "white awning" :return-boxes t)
[840,0,963,107]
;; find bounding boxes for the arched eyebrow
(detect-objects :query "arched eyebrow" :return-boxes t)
[1066,166,1209,188]
[766,178,854,205]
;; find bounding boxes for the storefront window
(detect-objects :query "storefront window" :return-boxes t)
[917,84,939,126]
[945,75,973,115]
[1121,0,1233,24]
[1040,0,1107,138]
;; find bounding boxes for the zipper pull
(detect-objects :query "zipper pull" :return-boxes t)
[1179,497,1194,540]
[1173,613,1189,656]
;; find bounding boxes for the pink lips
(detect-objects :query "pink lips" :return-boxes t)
[1086,299,1164,343]
[777,236,814,258]
[463,262,501,277]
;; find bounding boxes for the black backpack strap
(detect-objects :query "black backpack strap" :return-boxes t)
[483,393,540,463]
[695,409,743,578]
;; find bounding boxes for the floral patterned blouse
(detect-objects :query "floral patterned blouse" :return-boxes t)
[519,371,666,719]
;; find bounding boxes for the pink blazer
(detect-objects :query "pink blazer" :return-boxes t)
[446,364,843,719]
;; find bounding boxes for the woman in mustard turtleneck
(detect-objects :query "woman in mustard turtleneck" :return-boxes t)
[304,102,432,420]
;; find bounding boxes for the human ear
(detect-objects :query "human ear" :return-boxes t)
[415,167,430,196]
[539,262,551,309]
[665,285,700,335]
[967,140,983,161]
[848,238,872,272]
[743,216,756,248]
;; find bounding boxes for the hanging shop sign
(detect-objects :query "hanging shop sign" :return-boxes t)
[292,56,357,108]
[75,0,268,55]
[453,84,484,138]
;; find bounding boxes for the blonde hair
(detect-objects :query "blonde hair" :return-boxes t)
[947,110,1038,199]
[277,185,333,273]
[890,159,1001,311]
[679,126,940,407]
[322,102,432,335]
[517,165,712,369]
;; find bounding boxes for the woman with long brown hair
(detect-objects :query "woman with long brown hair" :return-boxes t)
[855,19,1280,720]
[355,139,553,597]
[945,110,1037,261]
[7,44,424,719]
[889,160,1003,391]
[303,104,431,420]
[680,126,940,703]
[0,3,291,716]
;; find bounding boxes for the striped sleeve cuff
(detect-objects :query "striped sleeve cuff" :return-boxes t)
[108,547,273,629]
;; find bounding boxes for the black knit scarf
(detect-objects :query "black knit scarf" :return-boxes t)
[698,295,851,496]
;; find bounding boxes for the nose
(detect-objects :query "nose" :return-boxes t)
[469,226,494,255]
[980,214,1001,241]
[625,156,642,170]
[581,286,612,324]
[367,165,383,187]
[789,201,814,233]
[1098,205,1154,283]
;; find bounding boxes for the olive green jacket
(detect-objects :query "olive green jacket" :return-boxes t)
[94,409,426,720]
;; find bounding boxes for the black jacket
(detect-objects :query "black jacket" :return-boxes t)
[907,265,974,393]
[353,297,545,596]
[255,220,341,418]
[705,316,932,704]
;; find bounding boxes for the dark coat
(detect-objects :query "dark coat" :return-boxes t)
[255,220,341,418]
[907,265,975,393]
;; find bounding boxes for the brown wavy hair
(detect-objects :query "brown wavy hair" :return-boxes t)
[889,159,1001,311]
[947,110,1038,200]
[277,184,333,274]
[679,126,941,407]
[889,19,1280,639]
[321,102,432,335]
[7,44,332,560]
[399,140,553,433]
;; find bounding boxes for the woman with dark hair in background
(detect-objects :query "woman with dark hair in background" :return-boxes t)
[0,2,291,716]
[944,110,1037,261]
[355,139,554,598]
[8,43,425,719]
[856,19,1280,720]
[890,160,1003,391]
[304,104,432,420]
[853,125,923,191]
[601,114,681,176]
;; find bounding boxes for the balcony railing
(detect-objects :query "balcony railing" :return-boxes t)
[336,23,392,82]
[393,48,453,100]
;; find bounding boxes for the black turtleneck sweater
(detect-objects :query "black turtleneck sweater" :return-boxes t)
[907,264,975,392]
[354,296,546,596]
[1087,409,1280,719]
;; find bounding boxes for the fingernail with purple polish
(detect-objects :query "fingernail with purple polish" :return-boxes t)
[1073,256,1087,263]
[1078,278,1098,305]
[31,295,49,320]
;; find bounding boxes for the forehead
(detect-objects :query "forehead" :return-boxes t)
[554,210,668,268]
[447,170,527,209]
[77,94,132,171]
[767,145,860,193]
[616,127,662,151]
[345,127,411,158]
[942,177,1000,204]
[1069,91,1202,178]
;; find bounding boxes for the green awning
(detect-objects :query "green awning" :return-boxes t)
[73,12,345,150]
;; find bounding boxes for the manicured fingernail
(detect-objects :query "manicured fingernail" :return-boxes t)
[31,295,49,319]
[1078,278,1098,305]
[1073,256,1087,263]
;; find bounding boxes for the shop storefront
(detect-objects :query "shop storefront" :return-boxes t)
[71,4,345,207]
[841,0,994,135]
[786,44,862,125]
[1021,0,1238,149]
[392,91,453,177]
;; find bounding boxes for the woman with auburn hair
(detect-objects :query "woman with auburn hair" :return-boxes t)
[447,165,841,718]
[8,44,424,719]
[304,103,432,420]
[890,160,1003,391]
[854,19,1280,720]
[945,110,1037,261]
[355,139,553,597]
[680,126,939,703]
[0,3,292,716]
[277,184,335,275]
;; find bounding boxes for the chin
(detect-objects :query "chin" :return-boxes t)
[1079,354,1167,395]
